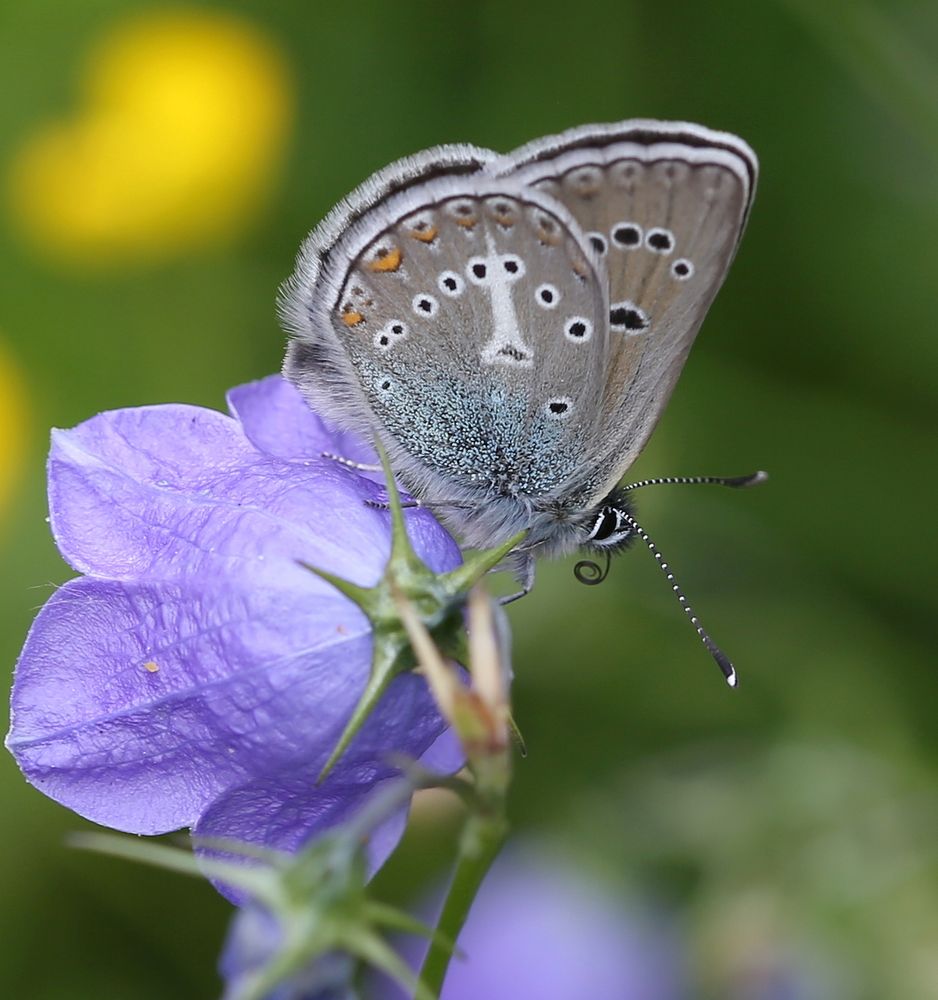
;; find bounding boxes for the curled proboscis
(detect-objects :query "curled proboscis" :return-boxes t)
[573,551,612,586]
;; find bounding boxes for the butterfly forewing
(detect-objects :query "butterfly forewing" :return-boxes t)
[500,122,757,501]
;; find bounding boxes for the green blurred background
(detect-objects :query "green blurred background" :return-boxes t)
[1,1,937,997]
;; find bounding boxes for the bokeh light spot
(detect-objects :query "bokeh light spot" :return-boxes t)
[0,338,30,523]
[6,9,294,267]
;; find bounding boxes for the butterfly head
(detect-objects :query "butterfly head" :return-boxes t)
[561,485,636,588]
[581,486,637,555]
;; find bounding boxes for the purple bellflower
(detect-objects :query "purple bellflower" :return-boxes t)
[428,848,685,1000]
[220,844,686,1000]
[6,376,464,879]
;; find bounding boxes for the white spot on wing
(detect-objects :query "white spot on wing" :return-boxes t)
[611,221,643,248]
[645,227,675,254]
[536,283,560,309]
[564,316,593,342]
[412,293,439,317]
[466,257,490,285]
[671,258,694,280]
[610,301,649,335]
[478,233,534,368]
[438,270,465,296]
[545,396,573,419]
[500,254,525,281]
[586,231,607,256]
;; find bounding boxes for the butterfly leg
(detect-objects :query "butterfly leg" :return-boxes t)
[321,451,382,472]
[321,451,419,506]
[499,554,536,605]
[364,497,423,510]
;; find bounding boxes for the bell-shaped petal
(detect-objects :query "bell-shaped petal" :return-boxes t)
[7,376,461,869]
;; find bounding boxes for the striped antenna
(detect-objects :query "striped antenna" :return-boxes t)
[620,510,738,688]
[621,470,767,492]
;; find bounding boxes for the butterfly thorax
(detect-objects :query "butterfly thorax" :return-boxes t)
[414,478,636,562]
[525,486,638,560]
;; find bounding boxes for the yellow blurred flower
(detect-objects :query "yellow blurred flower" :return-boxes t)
[0,339,29,523]
[7,9,293,266]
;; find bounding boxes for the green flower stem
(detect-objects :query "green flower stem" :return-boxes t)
[417,772,510,996]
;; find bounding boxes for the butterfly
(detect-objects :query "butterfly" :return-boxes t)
[280,120,760,681]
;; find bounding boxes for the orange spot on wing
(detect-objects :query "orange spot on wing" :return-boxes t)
[341,310,364,326]
[143,660,160,673]
[455,216,477,229]
[409,225,438,243]
[367,246,402,272]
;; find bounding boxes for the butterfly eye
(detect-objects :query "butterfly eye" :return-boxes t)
[587,506,628,545]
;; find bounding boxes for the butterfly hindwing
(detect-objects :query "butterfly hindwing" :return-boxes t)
[285,170,609,531]
[282,144,497,441]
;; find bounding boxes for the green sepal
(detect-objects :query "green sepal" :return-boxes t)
[297,561,370,606]
[348,928,438,1000]
[74,775,459,1000]
[68,832,280,908]
[366,900,457,954]
[315,627,409,783]
[438,530,526,599]
[304,438,527,782]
